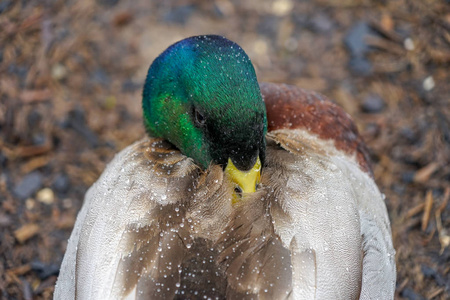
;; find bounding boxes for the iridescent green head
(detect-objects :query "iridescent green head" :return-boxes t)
[142,35,267,173]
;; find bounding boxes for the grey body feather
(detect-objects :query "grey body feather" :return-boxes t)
[55,129,395,299]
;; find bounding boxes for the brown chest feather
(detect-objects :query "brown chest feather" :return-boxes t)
[260,82,372,175]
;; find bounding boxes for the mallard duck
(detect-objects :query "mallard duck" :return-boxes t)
[55,35,396,299]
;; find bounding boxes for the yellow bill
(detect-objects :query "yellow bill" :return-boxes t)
[225,157,261,204]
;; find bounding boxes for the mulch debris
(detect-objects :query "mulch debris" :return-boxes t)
[0,0,449,299]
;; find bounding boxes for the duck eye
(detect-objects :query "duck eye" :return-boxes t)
[194,109,206,126]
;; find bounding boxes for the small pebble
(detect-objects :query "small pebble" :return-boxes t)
[13,171,43,200]
[32,132,46,146]
[361,94,385,113]
[310,13,333,33]
[422,76,435,91]
[91,68,110,86]
[52,173,70,194]
[344,21,376,76]
[62,198,73,209]
[284,38,298,51]
[401,172,415,183]
[0,214,12,227]
[400,287,425,300]
[121,79,141,92]
[0,0,13,14]
[272,0,293,17]
[163,5,195,25]
[254,39,269,56]
[400,127,416,143]
[67,109,100,147]
[348,56,373,76]
[27,110,42,127]
[37,188,55,205]
[25,198,35,210]
[421,264,447,286]
[31,261,60,280]
[51,64,67,80]
[257,15,280,39]
[103,95,116,110]
[404,38,415,51]
[344,21,372,57]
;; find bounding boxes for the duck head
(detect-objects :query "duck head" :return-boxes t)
[142,35,267,198]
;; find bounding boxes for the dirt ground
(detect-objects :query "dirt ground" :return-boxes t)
[0,0,449,299]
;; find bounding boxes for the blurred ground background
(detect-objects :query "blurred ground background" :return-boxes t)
[0,0,449,299]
